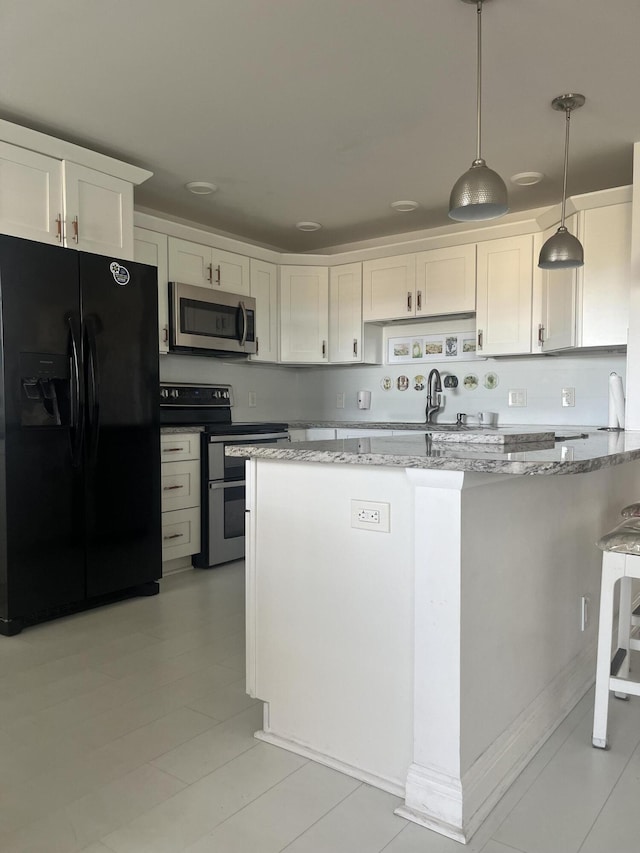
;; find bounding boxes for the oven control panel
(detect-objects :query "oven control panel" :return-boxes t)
[160,383,234,407]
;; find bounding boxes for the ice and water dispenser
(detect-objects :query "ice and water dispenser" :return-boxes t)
[19,353,70,427]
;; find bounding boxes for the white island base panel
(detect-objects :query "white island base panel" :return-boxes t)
[245,457,640,844]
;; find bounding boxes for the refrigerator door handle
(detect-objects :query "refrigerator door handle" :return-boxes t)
[67,313,83,467]
[84,318,100,465]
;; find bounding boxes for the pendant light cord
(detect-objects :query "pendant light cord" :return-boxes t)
[560,107,571,227]
[476,1,482,161]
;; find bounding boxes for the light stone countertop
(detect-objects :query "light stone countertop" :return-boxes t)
[226,429,640,476]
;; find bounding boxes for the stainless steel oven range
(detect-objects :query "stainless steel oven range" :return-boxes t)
[160,383,288,567]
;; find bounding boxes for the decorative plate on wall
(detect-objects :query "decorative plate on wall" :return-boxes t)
[414,375,425,391]
[463,374,479,390]
[380,376,392,391]
[397,375,409,391]
[484,372,499,390]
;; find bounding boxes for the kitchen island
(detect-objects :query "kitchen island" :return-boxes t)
[228,431,640,843]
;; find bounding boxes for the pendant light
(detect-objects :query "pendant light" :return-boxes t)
[538,94,585,269]
[449,0,508,221]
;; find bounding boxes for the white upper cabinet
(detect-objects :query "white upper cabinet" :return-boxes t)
[167,237,250,295]
[576,201,631,347]
[329,262,362,363]
[280,265,329,363]
[415,244,476,317]
[0,142,63,245]
[134,227,169,354]
[0,132,146,259]
[537,215,578,353]
[476,235,534,356]
[250,259,279,363]
[363,254,416,321]
[63,162,134,259]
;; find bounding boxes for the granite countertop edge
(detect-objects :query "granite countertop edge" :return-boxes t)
[225,434,640,476]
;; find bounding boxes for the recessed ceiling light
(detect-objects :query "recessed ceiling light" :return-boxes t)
[295,221,322,231]
[390,200,419,212]
[510,172,544,187]
[185,181,218,195]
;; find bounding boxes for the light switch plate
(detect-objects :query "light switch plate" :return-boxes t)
[508,389,527,407]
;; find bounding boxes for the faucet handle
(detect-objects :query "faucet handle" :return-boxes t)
[456,413,467,426]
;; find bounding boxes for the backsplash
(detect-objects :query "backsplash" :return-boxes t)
[298,352,627,427]
[160,342,627,429]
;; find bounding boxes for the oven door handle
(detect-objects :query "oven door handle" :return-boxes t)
[208,433,289,443]
[209,480,246,490]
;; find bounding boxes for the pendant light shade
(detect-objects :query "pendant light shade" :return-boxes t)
[538,94,586,270]
[449,0,508,222]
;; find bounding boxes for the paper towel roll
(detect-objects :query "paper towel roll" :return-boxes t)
[608,372,625,429]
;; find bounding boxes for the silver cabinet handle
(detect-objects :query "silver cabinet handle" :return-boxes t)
[353,339,358,357]
[72,216,79,243]
[163,484,184,491]
[322,340,327,357]
[215,265,221,284]
[407,291,412,312]
[477,329,483,349]
[417,290,422,312]
[162,446,185,453]
[256,336,259,355]
[163,532,184,540]
[56,214,63,242]
[538,324,545,346]
[207,263,213,283]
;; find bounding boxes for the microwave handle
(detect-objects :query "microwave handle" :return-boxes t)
[238,301,248,346]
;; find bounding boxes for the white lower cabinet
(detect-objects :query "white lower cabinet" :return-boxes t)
[160,432,201,563]
[476,235,534,356]
[279,266,329,363]
[134,227,169,354]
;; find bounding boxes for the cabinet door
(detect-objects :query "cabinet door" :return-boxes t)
[415,244,476,316]
[134,227,169,353]
[539,215,578,352]
[577,202,631,347]
[329,262,362,363]
[476,235,533,355]
[168,237,213,286]
[211,248,250,295]
[63,161,134,258]
[279,266,329,363]
[0,142,63,245]
[362,255,416,321]
[249,259,279,362]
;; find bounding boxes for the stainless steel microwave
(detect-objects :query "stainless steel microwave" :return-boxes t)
[168,282,257,356]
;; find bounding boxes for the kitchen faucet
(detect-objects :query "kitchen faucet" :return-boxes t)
[425,368,443,424]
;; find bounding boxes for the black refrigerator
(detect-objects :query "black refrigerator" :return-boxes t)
[0,234,161,636]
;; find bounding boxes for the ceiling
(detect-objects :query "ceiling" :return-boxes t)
[2,0,640,252]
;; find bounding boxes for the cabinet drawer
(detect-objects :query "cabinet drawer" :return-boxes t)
[162,507,201,561]
[160,432,201,462]
[161,460,200,511]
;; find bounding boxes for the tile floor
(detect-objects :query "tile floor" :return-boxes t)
[1,563,639,852]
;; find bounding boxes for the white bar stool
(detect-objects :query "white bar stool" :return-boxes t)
[592,516,640,749]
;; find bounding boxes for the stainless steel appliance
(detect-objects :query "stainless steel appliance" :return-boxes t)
[168,282,257,356]
[160,383,288,566]
[0,235,161,636]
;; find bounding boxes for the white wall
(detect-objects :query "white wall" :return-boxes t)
[159,355,308,422]
[626,141,640,429]
[161,345,626,428]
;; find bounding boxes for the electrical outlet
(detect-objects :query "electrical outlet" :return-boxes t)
[351,500,390,532]
[562,387,575,407]
[248,391,257,408]
[508,389,527,407]
[336,392,345,409]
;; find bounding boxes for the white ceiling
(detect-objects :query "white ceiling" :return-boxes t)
[2,0,640,252]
